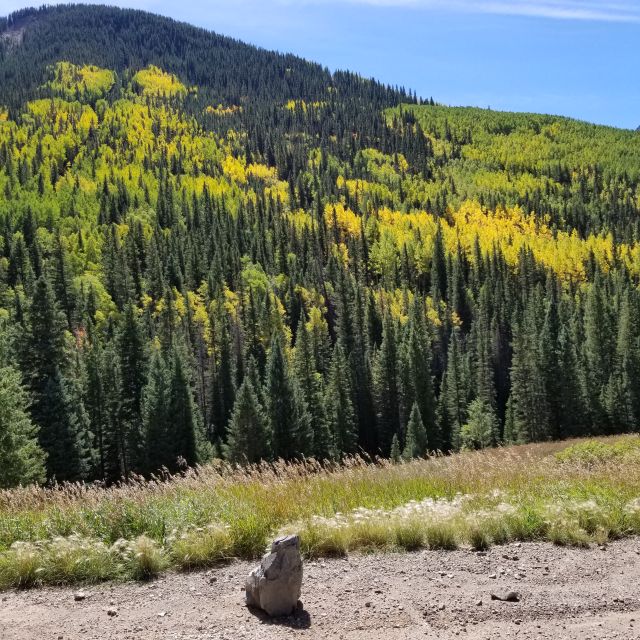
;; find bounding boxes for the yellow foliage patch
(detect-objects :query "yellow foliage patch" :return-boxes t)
[284,100,326,112]
[133,66,187,98]
[246,163,277,182]
[362,200,626,282]
[205,104,242,116]
[45,62,115,98]
[222,155,246,184]
[325,203,361,238]
[287,209,314,230]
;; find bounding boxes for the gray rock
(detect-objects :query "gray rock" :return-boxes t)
[490,591,520,602]
[245,535,303,617]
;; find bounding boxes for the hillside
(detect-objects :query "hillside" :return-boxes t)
[0,4,640,490]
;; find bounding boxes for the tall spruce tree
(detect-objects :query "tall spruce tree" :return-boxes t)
[583,273,614,432]
[294,316,333,459]
[118,303,147,475]
[142,349,171,473]
[399,297,439,448]
[373,313,401,455]
[265,332,313,459]
[506,306,551,444]
[402,402,428,459]
[22,276,86,481]
[224,373,270,463]
[0,364,47,487]
[438,328,469,451]
[166,347,200,470]
[325,342,356,456]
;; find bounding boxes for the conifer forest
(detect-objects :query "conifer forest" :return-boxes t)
[1,4,640,488]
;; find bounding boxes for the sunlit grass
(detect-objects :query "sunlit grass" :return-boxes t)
[0,436,639,589]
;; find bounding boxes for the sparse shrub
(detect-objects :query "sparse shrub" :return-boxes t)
[467,524,491,551]
[45,535,116,584]
[394,521,425,551]
[0,542,42,589]
[227,513,270,559]
[424,522,458,550]
[170,524,233,570]
[349,520,391,551]
[124,535,167,580]
[298,522,349,558]
[547,521,591,547]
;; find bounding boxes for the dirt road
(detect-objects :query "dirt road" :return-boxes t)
[2,539,639,639]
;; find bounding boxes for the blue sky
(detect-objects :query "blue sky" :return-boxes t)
[3,1,639,129]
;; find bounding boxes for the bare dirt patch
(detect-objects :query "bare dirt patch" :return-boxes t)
[1,539,639,639]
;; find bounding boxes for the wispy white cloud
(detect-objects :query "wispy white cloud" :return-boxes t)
[293,0,640,22]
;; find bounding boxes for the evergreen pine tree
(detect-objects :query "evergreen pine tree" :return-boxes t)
[604,291,640,432]
[430,223,447,302]
[166,347,200,470]
[508,307,551,443]
[461,398,498,450]
[118,303,147,475]
[0,364,47,487]
[265,332,313,459]
[399,297,439,448]
[101,342,127,482]
[224,375,270,463]
[438,328,469,451]
[209,313,236,445]
[22,276,86,481]
[142,349,170,473]
[583,273,614,431]
[390,433,401,463]
[373,313,401,455]
[294,316,333,459]
[325,342,356,456]
[402,402,427,459]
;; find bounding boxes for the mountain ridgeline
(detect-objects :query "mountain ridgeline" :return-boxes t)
[0,4,639,487]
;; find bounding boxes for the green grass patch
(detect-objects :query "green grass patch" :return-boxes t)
[1,437,640,589]
[555,435,640,466]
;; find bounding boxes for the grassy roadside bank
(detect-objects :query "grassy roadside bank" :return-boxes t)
[1,436,640,589]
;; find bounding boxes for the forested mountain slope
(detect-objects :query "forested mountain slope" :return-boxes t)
[0,4,639,487]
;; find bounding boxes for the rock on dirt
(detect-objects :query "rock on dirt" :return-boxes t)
[1,539,640,639]
[246,534,303,617]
